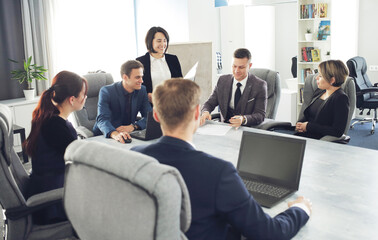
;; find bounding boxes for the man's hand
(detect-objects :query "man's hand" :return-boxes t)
[295,122,308,133]
[116,125,135,133]
[148,93,153,103]
[288,196,313,215]
[110,131,131,144]
[229,115,243,129]
[200,111,211,126]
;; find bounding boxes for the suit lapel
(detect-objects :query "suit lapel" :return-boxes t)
[116,82,126,122]
[239,75,253,114]
[130,91,138,122]
[220,76,234,118]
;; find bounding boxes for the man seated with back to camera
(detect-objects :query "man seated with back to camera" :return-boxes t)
[93,60,151,143]
[131,78,312,240]
[200,48,267,128]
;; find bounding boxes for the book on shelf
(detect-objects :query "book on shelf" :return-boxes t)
[317,20,331,40]
[311,49,321,62]
[318,3,328,18]
[301,47,308,62]
[306,47,314,62]
[300,3,328,19]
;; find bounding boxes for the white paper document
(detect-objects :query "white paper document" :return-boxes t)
[196,124,232,136]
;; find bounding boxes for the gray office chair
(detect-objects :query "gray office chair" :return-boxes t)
[73,72,114,138]
[0,104,75,240]
[347,56,378,134]
[211,68,281,123]
[64,140,191,240]
[262,74,356,143]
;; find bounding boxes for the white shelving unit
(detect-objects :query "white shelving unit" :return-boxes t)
[296,0,359,116]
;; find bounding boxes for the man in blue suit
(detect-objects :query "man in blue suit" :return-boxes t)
[93,60,151,143]
[132,79,312,240]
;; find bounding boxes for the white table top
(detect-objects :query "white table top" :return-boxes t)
[90,122,378,239]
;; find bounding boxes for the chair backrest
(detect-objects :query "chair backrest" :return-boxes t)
[64,140,191,240]
[249,68,281,119]
[298,74,356,135]
[73,73,114,131]
[346,56,374,108]
[0,104,31,239]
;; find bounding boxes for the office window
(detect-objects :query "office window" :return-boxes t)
[52,0,136,81]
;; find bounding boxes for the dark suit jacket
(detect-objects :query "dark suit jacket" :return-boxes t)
[131,136,309,240]
[136,52,183,93]
[92,82,151,137]
[202,73,267,126]
[298,88,349,139]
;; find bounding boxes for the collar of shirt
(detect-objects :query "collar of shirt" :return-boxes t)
[150,54,166,63]
[117,81,133,97]
[229,74,248,109]
[232,75,248,93]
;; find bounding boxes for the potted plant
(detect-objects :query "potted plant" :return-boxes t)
[305,28,313,41]
[9,56,48,100]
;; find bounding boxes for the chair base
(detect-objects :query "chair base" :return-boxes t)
[350,118,377,135]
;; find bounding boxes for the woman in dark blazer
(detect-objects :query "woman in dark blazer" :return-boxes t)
[136,26,182,102]
[25,71,88,224]
[295,60,350,139]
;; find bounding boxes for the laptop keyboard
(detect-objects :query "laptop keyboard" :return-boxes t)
[242,179,290,198]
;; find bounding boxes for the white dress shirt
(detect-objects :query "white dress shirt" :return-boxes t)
[150,54,171,88]
[229,75,248,109]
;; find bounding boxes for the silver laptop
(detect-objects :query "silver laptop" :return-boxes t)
[130,111,162,141]
[184,62,198,81]
[237,131,306,208]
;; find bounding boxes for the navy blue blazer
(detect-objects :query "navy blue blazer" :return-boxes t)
[136,52,183,93]
[131,136,309,240]
[93,82,151,137]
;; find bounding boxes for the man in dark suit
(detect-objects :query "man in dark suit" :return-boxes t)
[93,60,151,143]
[131,78,312,240]
[201,48,267,127]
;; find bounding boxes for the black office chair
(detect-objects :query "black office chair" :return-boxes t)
[347,56,378,134]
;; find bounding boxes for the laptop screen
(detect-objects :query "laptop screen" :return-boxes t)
[237,131,306,189]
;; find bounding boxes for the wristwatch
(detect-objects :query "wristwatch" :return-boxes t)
[132,124,140,131]
[242,116,247,125]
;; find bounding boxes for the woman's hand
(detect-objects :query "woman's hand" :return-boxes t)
[295,122,308,132]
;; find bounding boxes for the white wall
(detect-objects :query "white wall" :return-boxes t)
[275,2,297,83]
[135,0,189,56]
[187,0,219,87]
[358,0,378,84]
[220,5,245,75]
[245,6,275,71]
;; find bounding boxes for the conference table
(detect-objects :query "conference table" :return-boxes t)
[90,121,378,239]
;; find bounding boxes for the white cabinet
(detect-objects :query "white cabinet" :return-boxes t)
[297,0,358,115]
[0,97,39,148]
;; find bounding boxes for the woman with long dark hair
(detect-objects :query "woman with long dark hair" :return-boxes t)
[24,70,87,224]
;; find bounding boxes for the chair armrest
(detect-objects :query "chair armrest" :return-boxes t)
[210,113,221,120]
[76,126,94,139]
[320,134,350,144]
[254,118,293,130]
[5,188,64,220]
[357,87,378,95]
[26,188,64,207]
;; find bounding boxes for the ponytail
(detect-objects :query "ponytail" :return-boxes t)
[24,88,59,156]
[24,70,87,156]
